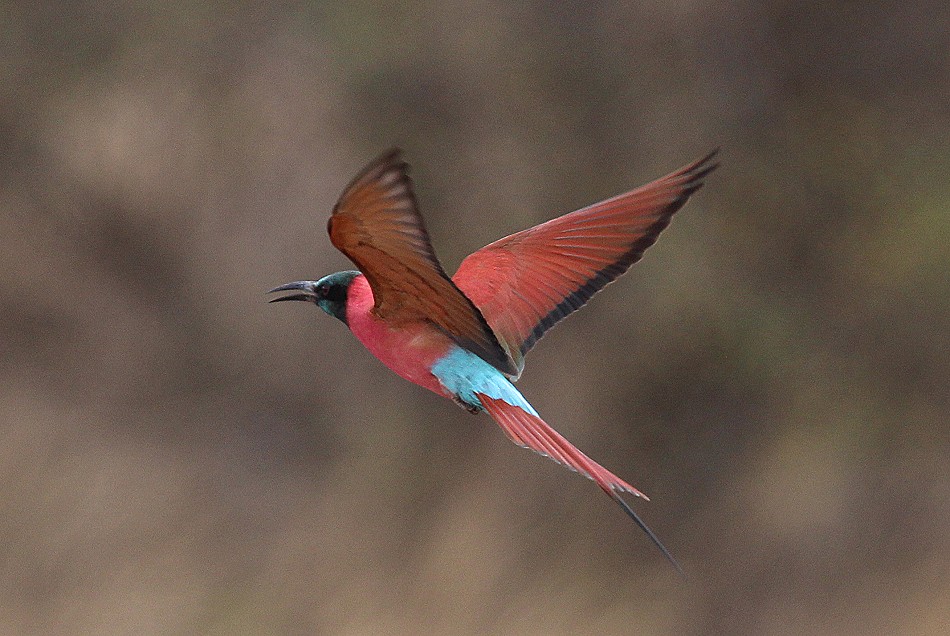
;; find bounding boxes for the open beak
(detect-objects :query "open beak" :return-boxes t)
[267,281,316,303]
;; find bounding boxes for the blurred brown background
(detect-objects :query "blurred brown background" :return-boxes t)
[2,1,948,634]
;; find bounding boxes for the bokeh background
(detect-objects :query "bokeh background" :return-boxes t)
[3,1,948,634]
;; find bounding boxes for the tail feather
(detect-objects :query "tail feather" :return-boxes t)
[477,393,646,498]
[477,393,683,576]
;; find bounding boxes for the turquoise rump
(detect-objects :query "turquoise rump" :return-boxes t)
[431,346,538,416]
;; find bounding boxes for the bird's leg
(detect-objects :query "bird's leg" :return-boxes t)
[451,394,482,414]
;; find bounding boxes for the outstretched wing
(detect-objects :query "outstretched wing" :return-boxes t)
[454,150,718,377]
[328,149,516,375]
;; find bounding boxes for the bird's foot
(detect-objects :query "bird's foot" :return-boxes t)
[451,395,482,414]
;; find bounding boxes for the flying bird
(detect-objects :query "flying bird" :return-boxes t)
[269,148,718,574]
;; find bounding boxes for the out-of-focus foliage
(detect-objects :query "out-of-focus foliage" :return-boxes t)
[2,1,948,633]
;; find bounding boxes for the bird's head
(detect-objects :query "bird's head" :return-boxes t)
[268,270,361,325]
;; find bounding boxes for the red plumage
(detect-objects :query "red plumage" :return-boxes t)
[454,150,718,377]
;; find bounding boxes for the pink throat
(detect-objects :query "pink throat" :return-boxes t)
[344,275,453,396]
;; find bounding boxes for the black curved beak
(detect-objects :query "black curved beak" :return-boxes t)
[267,281,316,303]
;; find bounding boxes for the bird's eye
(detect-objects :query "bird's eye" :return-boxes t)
[317,285,328,296]
[324,285,346,302]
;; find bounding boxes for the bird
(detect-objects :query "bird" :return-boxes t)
[269,148,718,575]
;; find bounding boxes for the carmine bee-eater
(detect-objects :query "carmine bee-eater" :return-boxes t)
[269,148,717,574]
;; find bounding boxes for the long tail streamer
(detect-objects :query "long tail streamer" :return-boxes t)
[477,393,684,577]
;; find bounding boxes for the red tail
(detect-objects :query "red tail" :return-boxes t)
[477,393,684,576]
[477,393,646,498]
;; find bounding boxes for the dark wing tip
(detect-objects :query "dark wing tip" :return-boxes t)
[517,148,719,355]
[366,147,405,173]
[671,147,720,202]
[328,147,422,253]
[698,146,721,164]
[688,147,721,171]
[331,147,409,211]
[373,147,409,184]
[681,147,721,186]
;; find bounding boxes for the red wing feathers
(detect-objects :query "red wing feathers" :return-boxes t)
[329,149,516,375]
[455,150,718,377]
